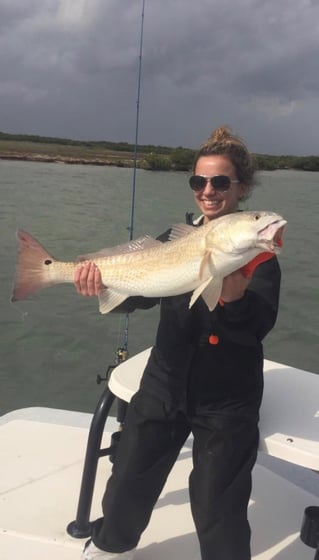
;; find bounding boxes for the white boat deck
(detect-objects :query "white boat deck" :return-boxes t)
[0,407,318,560]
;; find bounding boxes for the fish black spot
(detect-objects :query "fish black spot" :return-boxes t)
[44,259,52,265]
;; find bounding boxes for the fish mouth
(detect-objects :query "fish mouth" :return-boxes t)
[257,219,287,252]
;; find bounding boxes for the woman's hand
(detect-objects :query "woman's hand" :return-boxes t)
[74,262,106,296]
[221,270,251,303]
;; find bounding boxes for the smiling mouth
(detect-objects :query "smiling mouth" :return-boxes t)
[201,199,222,205]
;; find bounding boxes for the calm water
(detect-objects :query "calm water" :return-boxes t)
[1,161,318,416]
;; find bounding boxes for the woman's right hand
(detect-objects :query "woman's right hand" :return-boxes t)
[74,262,106,296]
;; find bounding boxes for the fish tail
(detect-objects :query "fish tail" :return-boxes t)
[11,230,58,302]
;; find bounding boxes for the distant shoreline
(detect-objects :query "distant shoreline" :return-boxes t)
[1,133,319,171]
[0,152,135,168]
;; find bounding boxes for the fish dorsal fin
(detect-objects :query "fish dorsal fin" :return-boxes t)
[77,236,162,262]
[168,223,196,242]
[189,277,223,312]
[98,288,128,314]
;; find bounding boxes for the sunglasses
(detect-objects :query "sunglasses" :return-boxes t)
[189,175,239,192]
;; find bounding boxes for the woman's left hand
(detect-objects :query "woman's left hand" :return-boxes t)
[221,270,251,303]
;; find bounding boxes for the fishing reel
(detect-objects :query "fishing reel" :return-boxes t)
[96,346,130,462]
[96,346,128,384]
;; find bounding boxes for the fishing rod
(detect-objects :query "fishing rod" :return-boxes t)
[98,0,146,386]
[123,0,146,355]
[128,0,146,243]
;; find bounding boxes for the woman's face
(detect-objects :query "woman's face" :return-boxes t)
[193,155,247,223]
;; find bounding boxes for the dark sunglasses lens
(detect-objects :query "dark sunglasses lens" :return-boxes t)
[189,175,232,191]
[189,176,207,191]
[212,175,231,190]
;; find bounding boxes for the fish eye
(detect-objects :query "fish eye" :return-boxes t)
[254,214,261,220]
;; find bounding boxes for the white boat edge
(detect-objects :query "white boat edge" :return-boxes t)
[0,403,318,560]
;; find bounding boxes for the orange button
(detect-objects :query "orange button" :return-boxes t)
[208,334,219,345]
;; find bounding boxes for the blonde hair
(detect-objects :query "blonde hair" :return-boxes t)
[193,125,256,199]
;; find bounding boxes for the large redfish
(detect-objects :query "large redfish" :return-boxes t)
[11,211,286,313]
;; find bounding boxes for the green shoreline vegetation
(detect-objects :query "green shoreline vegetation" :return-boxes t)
[0,131,319,172]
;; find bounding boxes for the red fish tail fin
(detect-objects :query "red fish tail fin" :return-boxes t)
[11,230,57,302]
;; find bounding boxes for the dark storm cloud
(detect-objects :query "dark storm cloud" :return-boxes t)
[0,0,319,154]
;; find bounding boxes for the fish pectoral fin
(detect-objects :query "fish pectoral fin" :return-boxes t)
[189,278,223,312]
[199,250,213,281]
[201,278,223,311]
[78,236,162,261]
[98,288,128,314]
[189,278,212,308]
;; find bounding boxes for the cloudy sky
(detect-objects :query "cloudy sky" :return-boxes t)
[1,0,319,155]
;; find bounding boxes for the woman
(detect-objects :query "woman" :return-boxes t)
[75,126,281,560]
